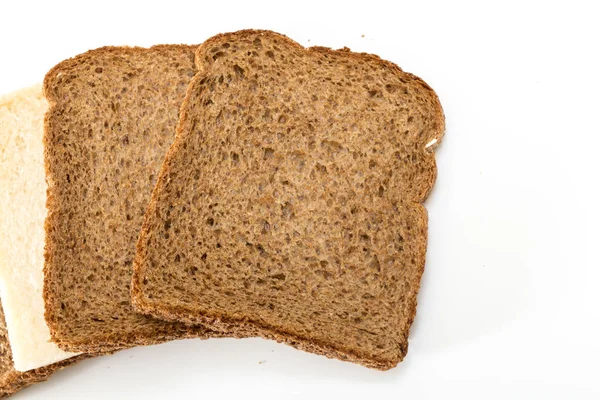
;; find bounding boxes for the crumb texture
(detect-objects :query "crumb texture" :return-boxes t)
[43,45,222,351]
[134,30,445,369]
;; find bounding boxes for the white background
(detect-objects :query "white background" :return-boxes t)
[2,0,599,398]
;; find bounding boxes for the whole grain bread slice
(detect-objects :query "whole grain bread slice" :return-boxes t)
[44,45,230,352]
[0,299,86,398]
[132,30,445,370]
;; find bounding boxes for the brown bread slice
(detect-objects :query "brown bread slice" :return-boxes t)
[0,299,86,398]
[132,30,445,370]
[44,45,229,352]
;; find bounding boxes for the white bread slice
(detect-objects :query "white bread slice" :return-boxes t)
[0,85,79,371]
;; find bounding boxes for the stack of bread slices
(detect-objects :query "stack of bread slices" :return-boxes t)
[0,29,444,397]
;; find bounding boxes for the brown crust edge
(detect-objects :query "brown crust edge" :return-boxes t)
[0,298,96,398]
[0,355,87,398]
[132,29,445,370]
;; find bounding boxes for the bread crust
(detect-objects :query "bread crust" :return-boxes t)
[0,300,88,398]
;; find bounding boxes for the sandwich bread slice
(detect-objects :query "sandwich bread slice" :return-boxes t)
[43,46,230,352]
[133,30,444,370]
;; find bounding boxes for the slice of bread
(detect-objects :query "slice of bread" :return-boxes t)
[0,85,79,371]
[132,30,445,370]
[43,46,228,352]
